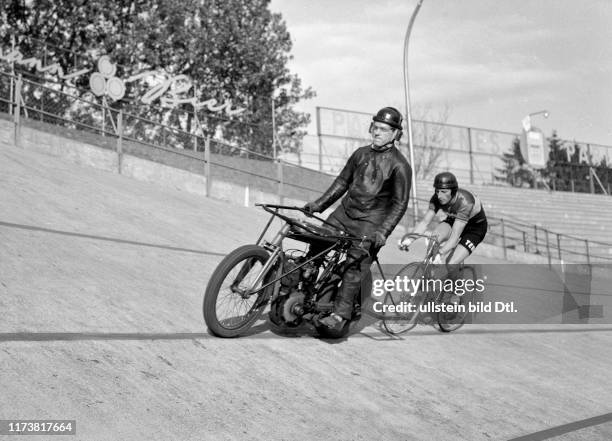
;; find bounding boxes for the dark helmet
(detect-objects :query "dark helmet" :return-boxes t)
[433,172,458,190]
[372,107,403,130]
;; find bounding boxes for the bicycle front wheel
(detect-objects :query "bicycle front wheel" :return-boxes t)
[382,262,427,335]
[203,245,275,338]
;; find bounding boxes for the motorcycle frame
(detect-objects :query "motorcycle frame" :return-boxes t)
[245,204,389,301]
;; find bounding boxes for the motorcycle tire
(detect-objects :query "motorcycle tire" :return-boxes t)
[203,244,274,338]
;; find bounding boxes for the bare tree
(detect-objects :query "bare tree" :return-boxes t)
[399,103,451,180]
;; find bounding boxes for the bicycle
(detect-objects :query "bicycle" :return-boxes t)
[202,204,377,339]
[381,233,478,335]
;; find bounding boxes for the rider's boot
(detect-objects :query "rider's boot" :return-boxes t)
[318,312,347,331]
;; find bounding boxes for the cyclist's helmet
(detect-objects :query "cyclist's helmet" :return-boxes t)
[433,172,459,197]
[372,107,403,130]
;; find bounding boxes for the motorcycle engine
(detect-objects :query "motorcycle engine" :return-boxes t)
[270,255,318,327]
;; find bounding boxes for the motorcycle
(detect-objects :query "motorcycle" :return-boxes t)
[202,204,375,339]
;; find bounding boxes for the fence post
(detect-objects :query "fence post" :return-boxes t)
[205,136,211,197]
[589,167,595,194]
[522,231,528,253]
[9,36,15,116]
[500,218,507,259]
[116,110,123,174]
[102,97,106,137]
[556,234,562,261]
[13,76,22,148]
[467,127,474,184]
[584,239,591,265]
[544,228,551,268]
[534,225,538,253]
[316,107,323,172]
[277,160,284,205]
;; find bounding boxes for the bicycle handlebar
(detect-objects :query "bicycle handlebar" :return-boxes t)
[399,232,442,247]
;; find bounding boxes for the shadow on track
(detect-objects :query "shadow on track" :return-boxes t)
[3,326,609,343]
[0,220,225,257]
[508,411,612,441]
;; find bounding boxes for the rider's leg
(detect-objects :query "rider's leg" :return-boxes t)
[332,247,372,321]
[443,244,470,282]
[446,244,470,265]
[306,211,345,259]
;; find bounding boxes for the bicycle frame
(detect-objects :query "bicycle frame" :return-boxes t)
[382,232,474,334]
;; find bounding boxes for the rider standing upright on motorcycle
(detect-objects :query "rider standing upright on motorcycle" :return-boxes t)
[303,107,412,331]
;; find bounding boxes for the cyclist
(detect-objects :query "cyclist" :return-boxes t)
[303,107,412,331]
[398,172,487,267]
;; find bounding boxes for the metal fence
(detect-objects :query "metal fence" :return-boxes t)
[314,106,612,193]
[486,217,611,265]
[2,69,611,263]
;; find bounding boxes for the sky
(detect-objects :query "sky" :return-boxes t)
[268,0,612,147]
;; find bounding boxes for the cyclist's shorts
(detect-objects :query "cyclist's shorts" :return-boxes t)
[443,210,488,254]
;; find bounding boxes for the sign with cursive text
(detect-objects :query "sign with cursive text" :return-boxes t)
[0,43,245,116]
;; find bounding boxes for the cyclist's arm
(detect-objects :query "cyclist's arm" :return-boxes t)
[439,218,467,256]
[413,208,436,235]
[399,208,436,248]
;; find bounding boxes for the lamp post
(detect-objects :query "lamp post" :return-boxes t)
[403,0,425,225]
[522,109,549,132]
[271,96,277,161]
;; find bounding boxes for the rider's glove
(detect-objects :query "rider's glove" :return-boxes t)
[398,234,415,250]
[368,231,387,249]
[302,202,320,215]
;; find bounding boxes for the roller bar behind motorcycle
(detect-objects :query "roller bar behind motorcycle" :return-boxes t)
[202,204,374,339]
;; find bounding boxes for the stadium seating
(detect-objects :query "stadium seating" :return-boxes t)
[412,180,612,262]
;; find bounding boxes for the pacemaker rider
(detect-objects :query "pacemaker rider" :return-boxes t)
[303,107,412,331]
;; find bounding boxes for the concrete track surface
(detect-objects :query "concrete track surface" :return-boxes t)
[1,145,611,441]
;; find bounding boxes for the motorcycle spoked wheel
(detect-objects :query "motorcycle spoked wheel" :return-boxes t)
[203,245,275,338]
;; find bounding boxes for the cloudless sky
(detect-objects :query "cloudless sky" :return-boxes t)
[269,0,612,146]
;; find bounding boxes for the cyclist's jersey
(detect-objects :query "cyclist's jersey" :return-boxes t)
[429,188,486,224]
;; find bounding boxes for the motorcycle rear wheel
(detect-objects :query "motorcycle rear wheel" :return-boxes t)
[203,245,274,338]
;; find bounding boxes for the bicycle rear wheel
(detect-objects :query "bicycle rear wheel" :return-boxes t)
[382,262,427,335]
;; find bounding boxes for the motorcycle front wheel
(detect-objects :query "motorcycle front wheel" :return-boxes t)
[203,245,275,338]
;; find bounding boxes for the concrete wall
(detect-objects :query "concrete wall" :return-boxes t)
[0,114,316,210]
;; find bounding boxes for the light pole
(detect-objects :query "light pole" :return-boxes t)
[522,109,549,132]
[271,96,278,161]
[403,0,425,225]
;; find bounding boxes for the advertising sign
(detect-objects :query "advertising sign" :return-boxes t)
[521,127,548,168]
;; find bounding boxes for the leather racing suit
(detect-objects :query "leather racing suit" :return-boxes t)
[310,143,412,320]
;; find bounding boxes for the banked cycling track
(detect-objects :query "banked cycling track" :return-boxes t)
[1,144,611,441]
